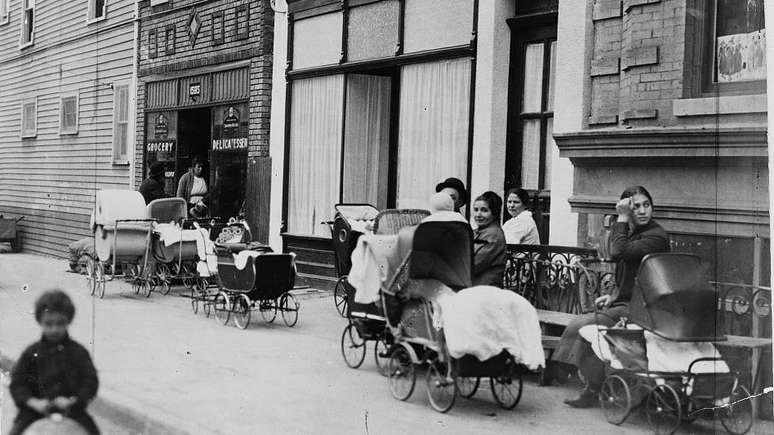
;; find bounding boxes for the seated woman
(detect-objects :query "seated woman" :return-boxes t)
[472,191,506,287]
[502,188,540,245]
[552,185,670,408]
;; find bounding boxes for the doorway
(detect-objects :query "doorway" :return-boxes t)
[177,107,212,189]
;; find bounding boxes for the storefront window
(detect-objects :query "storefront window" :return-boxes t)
[713,0,766,84]
[397,58,471,208]
[145,111,177,195]
[210,103,249,219]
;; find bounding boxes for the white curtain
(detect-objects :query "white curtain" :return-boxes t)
[397,58,471,208]
[343,74,391,208]
[287,75,344,236]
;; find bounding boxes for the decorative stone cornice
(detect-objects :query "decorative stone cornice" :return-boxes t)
[554,127,768,161]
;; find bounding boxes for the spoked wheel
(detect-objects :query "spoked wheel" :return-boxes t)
[600,374,632,425]
[374,336,390,377]
[142,279,153,298]
[280,292,299,327]
[646,383,682,435]
[426,363,456,413]
[181,264,194,289]
[155,263,172,295]
[190,288,199,314]
[232,294,252,330]
[95,262,106,299]
[457,377,480,399]
[259,299,277,323]
[85,256,96,295]
[340,323,366,369]
[490,372,523,410]
[213,291,231,326]
[203,294,212,318]
[719,385,753,435]
[388,346,416,401]
[334,276,349,318]
[196,276,210,292]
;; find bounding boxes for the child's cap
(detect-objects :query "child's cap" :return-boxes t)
[34,289,75,323]
[429,192,454,213]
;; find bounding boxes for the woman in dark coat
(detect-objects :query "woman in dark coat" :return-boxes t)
[553,185,670,408]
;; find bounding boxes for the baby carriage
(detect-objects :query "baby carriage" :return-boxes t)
[147,198,213,296]
[325,204,380,317]
[590,253,754,435]
[340,208,430,375]
[208,240,299,329]
[88,190,155,298]
[382,221,533,413]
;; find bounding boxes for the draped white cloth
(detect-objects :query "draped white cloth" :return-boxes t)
[287,75,345,236]
[343,74,391,208]
[397,58,471,209]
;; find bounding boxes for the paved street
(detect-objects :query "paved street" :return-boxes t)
[0,253,772,434]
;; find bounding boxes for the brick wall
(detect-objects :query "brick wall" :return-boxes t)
[134,0,274,182]
[588,0,688,128]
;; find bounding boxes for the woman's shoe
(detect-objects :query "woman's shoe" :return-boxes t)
[563,389,599,408]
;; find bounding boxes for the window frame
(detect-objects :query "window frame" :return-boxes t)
[87,0,107,24]
[20,98,37,139]
[59,94,79,135]
[112,84,131,165]
[701,0,766,96]
[0,0,10,26]
[20,0,35,48]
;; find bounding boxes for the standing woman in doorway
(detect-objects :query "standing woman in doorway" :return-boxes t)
[502,188,540,245]
[177,157,209,218]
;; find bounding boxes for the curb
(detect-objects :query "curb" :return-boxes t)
[0,350,187,435]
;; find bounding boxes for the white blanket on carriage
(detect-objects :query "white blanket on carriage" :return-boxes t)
[349,234,401,303]
[432,285,545,371]
[153,223,217,277]
[579,325,729,374]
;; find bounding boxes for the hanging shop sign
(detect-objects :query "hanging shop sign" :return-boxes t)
[154,113,169,138]
[223,106,240,136]
[212,137,248,151]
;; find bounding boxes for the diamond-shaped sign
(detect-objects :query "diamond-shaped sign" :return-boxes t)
[188,10,201,46]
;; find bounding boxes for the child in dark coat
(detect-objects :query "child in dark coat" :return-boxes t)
[9,290,100,435]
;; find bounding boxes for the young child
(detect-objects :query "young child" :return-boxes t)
[9,290,100,435]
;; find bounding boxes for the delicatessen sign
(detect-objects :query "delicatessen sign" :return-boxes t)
[212,137,248,152]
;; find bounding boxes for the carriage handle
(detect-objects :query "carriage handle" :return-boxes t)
[687,357,726,376]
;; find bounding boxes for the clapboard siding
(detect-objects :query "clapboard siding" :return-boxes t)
[0,0,136,258]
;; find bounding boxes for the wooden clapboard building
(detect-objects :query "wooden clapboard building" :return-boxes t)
[134,0,274,242]
[0,0,137,256]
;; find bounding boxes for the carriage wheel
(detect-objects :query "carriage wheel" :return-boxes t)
[387,346,416,401]
[334,277,349,318]
[426,363,456,413]
[374,337,390,377]
[490,373,523,410]
[190,288,199,314]
[280,293,299,327]
[196,276,210,292]
[181,264,194,289]
[232,294,252,330]
[259,299,277,323]
[213,292,231,325]
[85,257,96,296]
[95,262,106,299]
[456,377,480,399]
[340,324,366,369]
[203,294,213,318]
[646,383,682,435]
[600,374,632,425]
[142,279,153,298]
[719,385,753,435]
[156,263,171,296]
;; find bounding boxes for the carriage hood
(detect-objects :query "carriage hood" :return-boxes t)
[409,221,472,291]
[90,190,147,230]
[147,197,187,224]
[630,253,724,341]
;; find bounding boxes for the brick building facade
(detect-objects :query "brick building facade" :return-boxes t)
[135,0,274,241]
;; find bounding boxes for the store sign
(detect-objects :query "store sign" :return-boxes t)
[154,114,169,138]
[147,140,175,153]
[212,137,248,151]
[189,83,201,97]
[223,106,240,135]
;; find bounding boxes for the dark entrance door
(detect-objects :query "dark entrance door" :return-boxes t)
[505,21,557,243]
[177,107,212,209]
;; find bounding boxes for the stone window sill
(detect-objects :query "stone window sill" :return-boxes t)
[673,94,767,117]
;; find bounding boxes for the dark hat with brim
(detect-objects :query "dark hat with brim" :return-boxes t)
[435,177,467,205]
[149,162,165,178]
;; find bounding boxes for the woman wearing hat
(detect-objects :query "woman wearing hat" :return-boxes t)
[139,162,169,205]
[434,177,467,213]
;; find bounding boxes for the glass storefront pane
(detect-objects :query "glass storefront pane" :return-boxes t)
[292,13,343,69]
[522,43,544,113]
[347,0,399,61]
[287,75,345,236]
[397,58,471,209]
[520,119,541,190]
[544,117,554,190]
[403,0,474,53]
[547,40,557,112]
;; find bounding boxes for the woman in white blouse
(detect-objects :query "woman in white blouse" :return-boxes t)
[177,157,209,217]
[501,188,540,245]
